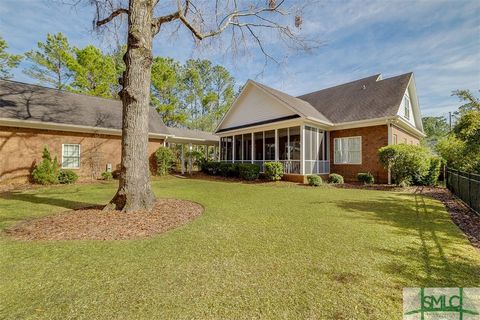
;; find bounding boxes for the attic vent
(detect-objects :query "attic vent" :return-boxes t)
[362,84,367,90]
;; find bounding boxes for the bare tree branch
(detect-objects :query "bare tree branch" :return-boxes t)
[96,8,129,27]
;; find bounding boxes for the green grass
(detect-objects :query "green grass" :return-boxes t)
[0,177,479,319]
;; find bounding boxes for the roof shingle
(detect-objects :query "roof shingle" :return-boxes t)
[0,79,169,134]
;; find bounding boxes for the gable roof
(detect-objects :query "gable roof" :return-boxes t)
[251,80,332,124]
[297,73,413,123]
[0,79,169,135]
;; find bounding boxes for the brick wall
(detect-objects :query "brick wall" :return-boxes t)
[0,126,164,183]
[330,125,389,183]
[391,125,420,145]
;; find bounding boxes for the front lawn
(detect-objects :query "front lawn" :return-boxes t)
[1,177,479,319]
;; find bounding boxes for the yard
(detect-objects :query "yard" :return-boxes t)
[0,177,479,319]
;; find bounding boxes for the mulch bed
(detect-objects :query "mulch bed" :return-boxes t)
[416,186,480,250]
[5,198,203,241]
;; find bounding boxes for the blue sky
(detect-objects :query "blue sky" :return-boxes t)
[1,0,479,117]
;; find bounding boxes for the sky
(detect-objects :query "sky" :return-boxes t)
[1,0,479,117]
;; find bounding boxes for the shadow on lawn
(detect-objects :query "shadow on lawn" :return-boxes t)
[0,190,98,210]
[325,192,480,287]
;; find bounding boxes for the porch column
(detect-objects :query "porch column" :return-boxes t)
[232,135,235,163]
[300,124,305,175]
[387,122,392,184]
[218,139,221,161]
[180,144,185,175]
[188,143,193,174]
[274,129,279,161]
[251,132,254,164]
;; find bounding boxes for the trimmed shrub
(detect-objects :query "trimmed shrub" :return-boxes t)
[307,175,323,186]
[101,171,113,181]
[58,169,78,184]
[219,162,239,177]
[328,173,344,184]
[201,161,222,176]
[421,156,442,186]
[31,147,60,185]
[155,146,174,176]
[357,172,374,185]
[378,144,430,186]
[264,162,284,181]
[238,163,260,181]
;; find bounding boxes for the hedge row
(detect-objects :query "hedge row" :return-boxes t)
[202,161,285,181]
[202,162,261,180]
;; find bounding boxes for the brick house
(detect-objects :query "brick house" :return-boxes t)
[215,73,425,183]
[0,79,218,184]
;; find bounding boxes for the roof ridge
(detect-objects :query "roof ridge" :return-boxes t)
[0,78,122,104]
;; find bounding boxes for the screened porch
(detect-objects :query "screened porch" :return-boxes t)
[219,125,330,175]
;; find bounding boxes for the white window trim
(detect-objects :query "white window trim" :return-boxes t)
[333,136,362,165]
[403,95,410,120]
[61,143,81,169]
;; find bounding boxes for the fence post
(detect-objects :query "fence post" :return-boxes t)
[468,172,471,208]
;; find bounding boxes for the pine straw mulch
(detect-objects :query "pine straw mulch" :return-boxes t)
[5,198,203,241]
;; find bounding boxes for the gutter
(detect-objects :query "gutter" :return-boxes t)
[0,117,172,139]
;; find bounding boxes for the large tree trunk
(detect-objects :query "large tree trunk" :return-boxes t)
[106,0,156,212]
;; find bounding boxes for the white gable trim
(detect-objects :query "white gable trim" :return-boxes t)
[396,75,423,132]
[215,80,303,132]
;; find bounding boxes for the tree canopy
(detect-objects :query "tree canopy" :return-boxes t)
[24,33,76,90]
[436,89,480,173]
[0,36,22,79]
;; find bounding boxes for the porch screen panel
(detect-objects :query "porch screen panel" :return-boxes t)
[278,128,288,160]
[289,126,300,160]
[264,130,275,160]
[220,137,226,160]
[234,135,242,161]
[254,132,263,161]
[243,134,252,161]
[318,131,325,160]
[226,136,233,160]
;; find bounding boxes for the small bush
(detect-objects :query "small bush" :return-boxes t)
[155,147,174,176]
[328,173,344,184]
[31,147,60,185]
[357,172,374,185]
[307,175,323,186]
[421,156,442,186]
[264,162,284,181]
[201,161,222,176]
[219,162,239,177]
[58,169,78,184]
[378,144,430,186]
[238,163,260,181]
[101,171,113,181]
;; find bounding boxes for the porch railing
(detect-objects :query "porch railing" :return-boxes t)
[304,160,330,175]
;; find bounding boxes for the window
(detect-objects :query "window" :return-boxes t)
[393,134,398,145]
[403,138,407,144]
[62,144,80,169]
[404,95,410,120]
[334,137,361,164]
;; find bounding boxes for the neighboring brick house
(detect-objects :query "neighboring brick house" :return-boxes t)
[215,73,425,183]
[0,80,218,184]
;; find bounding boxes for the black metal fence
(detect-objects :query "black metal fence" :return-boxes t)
[446,168,480,215]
